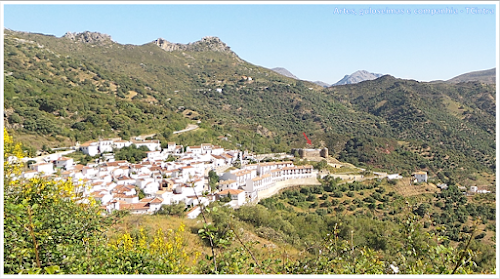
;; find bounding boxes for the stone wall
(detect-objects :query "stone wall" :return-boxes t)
[254,177,321,202]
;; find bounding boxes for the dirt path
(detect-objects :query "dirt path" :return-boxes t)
[173,124,199,134]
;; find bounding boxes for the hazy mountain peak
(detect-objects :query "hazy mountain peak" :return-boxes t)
[63,31,113,44]
[333,70,384,86]
[271,67,299,79]
[313,81,331,87]
[446,68,496,84]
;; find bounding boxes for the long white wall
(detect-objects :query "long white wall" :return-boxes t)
[254,177,321,202]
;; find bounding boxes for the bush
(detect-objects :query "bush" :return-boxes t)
[156,202,186,216]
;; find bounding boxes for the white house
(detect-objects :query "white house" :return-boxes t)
[219,179,238,191]
[80,142,99,157]
[139,197,164,213]
[115,176,136,186]
[55,156,74,170]
[216,189,246,207]
[186,146,203,155]
[186,206,201,219]
[221,169,257,188]
[211,154,227,167]
[244,174,274,193]
[98,139,115,153]
[387,174,403,180]
[113,140,131,149]
[30,162,54,175]
[146,150,162,160]
[132,140,161,151]
[413,171,428,183]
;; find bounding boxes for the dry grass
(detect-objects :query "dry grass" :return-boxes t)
[108,214,301,265]
[385,178,438,197]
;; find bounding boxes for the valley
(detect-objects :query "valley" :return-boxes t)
[3,29,496,275]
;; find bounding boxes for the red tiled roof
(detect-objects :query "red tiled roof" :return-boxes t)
[218,189,244,195]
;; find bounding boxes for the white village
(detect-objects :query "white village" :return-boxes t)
[16,136,321,219]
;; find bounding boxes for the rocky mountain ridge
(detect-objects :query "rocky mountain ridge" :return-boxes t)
[153,36,233,53]
[63,31,114,45]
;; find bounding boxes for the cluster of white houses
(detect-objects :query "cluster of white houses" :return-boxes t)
[20,138,317,218]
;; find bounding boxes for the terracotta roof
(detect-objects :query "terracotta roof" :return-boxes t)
[212,155,225,160]
[220,179,237,185]
[121,202,149,211]
[79,141,95,147]
[116,176,133,181]
[113,193,137,199]
[218,189,244,195]
[140,197,164,203]
[233,170,252,176]
[74,164,85,171]
[252,174,271,181]
[90,192,106,198]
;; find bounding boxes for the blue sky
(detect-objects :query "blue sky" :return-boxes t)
[2,2,498,84]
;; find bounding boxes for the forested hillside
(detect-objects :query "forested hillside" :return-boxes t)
[3,29,496,184]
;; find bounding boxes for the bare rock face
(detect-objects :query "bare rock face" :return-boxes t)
[153,36,232,53]
[190,36,232,52]
[63,31,113,45]
[153,38,186,51]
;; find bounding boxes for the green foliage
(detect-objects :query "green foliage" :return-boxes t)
[208,170,219,192]
[114,144,148,163]
[156,202,186,217]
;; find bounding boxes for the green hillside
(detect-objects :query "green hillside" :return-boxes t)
[3,29,496,185]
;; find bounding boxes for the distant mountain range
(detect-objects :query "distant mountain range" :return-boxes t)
[271,67,299,79]
[270,68,385,88]
[268,67,496,88]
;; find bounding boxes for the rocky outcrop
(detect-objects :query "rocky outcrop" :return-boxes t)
[153,36,233,53]
[63,31,113,45]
